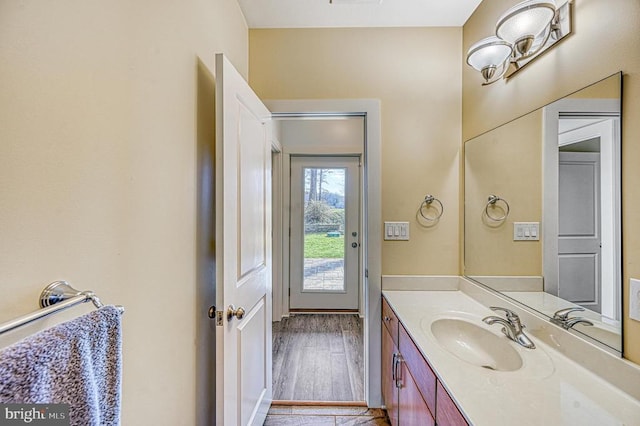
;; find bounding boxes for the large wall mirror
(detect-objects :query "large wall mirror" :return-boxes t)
[464,72,622,353]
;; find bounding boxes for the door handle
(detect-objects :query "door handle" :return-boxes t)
[394,353,403,388]
[392,353,398,382]
[227,305,246,321]
[351,242,359,248]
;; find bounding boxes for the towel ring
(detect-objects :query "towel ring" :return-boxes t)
[485,195,510,221]
[419,195,444,222]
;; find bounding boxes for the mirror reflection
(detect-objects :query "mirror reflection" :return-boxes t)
[464,73,622,352]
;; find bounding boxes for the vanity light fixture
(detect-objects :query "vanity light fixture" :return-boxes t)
[467,0,572,85]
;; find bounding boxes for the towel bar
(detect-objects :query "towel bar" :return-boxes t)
[0,281,124,335]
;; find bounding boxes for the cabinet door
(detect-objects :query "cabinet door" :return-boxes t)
[382,326,399,426]
[436,381,469,426]
[398,361,435,426]
[399,323,436,415]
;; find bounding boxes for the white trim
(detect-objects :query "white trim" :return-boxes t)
[271,149,283,322]
[266,99,383,407]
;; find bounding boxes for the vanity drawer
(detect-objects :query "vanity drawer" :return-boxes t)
[382,297,399,346]
[436,381,468,426]
[399,323,436,417]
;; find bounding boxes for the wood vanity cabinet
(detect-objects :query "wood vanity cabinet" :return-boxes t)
[382,297,468,426]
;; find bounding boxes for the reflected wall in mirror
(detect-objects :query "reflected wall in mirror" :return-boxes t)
[464,73,622,353]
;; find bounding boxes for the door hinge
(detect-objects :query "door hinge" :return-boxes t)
[365,268,369,278]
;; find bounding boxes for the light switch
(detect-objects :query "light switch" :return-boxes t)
[513,222,540,241]
[384,222,410,241]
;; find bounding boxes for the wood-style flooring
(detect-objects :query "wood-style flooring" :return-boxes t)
[264,405,390,425]
[272,314,364,402]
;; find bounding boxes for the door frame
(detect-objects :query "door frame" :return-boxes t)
[267,99,383,408]
[543,98,621,321]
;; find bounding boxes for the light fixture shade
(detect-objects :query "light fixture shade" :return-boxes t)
[466,36,512,72]
[496,0,556,44]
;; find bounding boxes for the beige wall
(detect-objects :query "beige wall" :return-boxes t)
[463,0,640,362]
[0,0,248,424]
[464,110,542,276]
[250,28,462,275]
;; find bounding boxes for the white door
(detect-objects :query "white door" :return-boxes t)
[289,156,360,310]
[557,118,620,319]
[215,54,272,426]
[558,151,601,313]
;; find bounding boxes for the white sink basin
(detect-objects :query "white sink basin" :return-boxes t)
[430,318,523,371]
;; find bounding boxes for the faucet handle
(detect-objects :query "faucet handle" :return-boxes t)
[553,307,584,321]
[489,307,521,324]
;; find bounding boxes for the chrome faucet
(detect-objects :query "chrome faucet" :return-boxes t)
[551,307,594,330]
[483,307,536,349]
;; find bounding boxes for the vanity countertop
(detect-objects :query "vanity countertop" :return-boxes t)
[382,290,640,426]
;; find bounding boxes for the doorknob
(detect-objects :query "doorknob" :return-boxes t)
[351,242,358,248]
[227,305,246,321]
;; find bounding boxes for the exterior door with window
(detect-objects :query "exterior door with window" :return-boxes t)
[289,156,360,310]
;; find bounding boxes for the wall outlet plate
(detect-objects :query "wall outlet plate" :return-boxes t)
[630,279,640,322]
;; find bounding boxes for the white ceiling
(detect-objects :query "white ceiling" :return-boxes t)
[238,0,483,29]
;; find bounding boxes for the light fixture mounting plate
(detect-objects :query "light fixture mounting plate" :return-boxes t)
[504,0,572,79]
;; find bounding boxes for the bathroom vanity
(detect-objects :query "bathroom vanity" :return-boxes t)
[382,296,467,425]
[381,283,640,426]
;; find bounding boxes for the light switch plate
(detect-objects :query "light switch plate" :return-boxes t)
[513,222,540,241]
[630,278,640,322]
[384,221,410,241]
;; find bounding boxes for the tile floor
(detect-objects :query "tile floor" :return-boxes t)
[264,405,391,425]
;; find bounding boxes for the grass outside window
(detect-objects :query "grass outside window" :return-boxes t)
[304,233,344,259]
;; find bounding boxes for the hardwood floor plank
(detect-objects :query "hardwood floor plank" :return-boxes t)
[264,405,391,426]
[327,315,345,353]
[263,414,336,425]
[274,320,305,400]
[272,318,291,388]
[342,316,364,401]
[314,348,333,401]
[273,314,363,402]
[293,346,317,400]
[331,352,353,401]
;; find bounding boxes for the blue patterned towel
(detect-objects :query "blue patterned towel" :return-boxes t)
[0,306,122,425]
